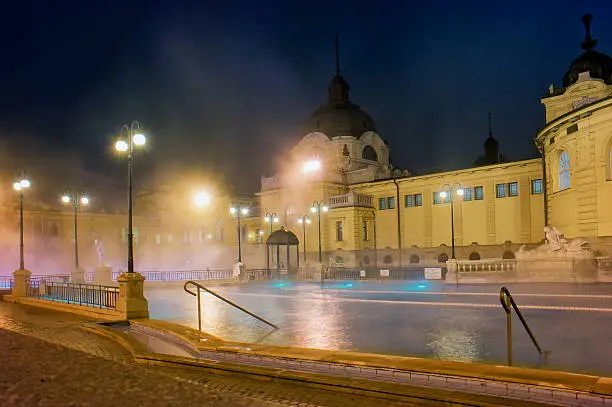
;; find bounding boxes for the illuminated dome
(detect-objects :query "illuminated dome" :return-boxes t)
[304,74,377,139]
[563,14,612,87]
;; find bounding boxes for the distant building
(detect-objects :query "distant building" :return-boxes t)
[3,15,611,274]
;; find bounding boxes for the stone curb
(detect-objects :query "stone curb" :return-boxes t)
[132,318,612,398]
[82,322,552,407]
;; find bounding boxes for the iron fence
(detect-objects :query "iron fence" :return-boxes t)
[30,281,119,309]
[137,269,234,281]
[0,276,12,289]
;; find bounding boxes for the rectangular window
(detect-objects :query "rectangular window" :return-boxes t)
[567,123,578,134]
[414,194,423,206]
[474,186,484,200]
[463,187,473,201]
[379,198,386,210]
[362,220,368,241]
[387,196,395,209]
[336,221,343,241]
[531,179,543,194]
[508,182,519,197]
[405,194,413,207]
[496,183,507,198]
[433,191,443,205]
[256,229,263,244]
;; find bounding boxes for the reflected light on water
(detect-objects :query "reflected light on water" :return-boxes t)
[291,295,352,350]
[426,328,483,362]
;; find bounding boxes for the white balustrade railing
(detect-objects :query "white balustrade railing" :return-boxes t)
[328,191,374,209]
[457,259,517,273]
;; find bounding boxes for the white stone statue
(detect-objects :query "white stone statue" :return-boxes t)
[517,226,592,259]
[96,240,106,265]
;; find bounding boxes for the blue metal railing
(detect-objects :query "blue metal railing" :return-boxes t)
[31,281,119,309]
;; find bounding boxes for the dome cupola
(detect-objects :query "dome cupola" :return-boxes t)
[303,35,377,139]
[563,14,612,87]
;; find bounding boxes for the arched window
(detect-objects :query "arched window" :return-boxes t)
[363,255,370,265]
[383,255,393,264]
[438,253,449,263]
[559,151,570,190]
[334,256,344,265]
[502,251,515,259]
[409,254,420,264]
[469,252,481,260]
[362,145,378,162]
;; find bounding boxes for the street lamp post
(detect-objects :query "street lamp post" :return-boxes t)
[230,205,249,263]
[13,178,31,270]
[310,201,328,263]
[439,183,464,260]
[61,192,89,270]
[297,215,311,262]
[115,121,146,273]
[263,212,279,235]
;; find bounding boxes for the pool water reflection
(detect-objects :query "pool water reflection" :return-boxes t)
[146,281,612,376]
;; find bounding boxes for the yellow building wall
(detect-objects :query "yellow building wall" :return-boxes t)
[354,160,544,253]
[539,91,612,239]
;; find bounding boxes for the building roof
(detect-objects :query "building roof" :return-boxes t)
[266,228,299,246]
[563,14,612,87]
[303,74,377,139]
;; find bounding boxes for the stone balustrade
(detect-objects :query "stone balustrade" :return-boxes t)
[328,191,374,209]
[456,259,517,273]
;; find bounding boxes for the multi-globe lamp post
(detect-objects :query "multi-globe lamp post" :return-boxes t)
[310,201,328,263]
[230,205,249,263]
[13,177,31,271]
[297,215,311,262]
[61,192,89,272]
[439,183,464,260]
[263,212,279,235]
[115,121,146,273]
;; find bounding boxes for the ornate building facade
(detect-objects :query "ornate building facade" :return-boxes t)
[2,15,611,276]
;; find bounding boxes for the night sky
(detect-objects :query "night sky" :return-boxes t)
[1,0,611,199]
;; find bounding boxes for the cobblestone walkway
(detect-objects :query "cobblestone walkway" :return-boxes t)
[0,301,438,406]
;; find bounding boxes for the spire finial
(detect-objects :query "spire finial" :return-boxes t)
[488,112,492,138]
[581,14,597,50]
[335,33,340,75]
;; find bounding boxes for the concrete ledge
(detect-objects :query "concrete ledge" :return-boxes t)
[4,295,124,321]
[82,322,553,407]
[130,318,612,398]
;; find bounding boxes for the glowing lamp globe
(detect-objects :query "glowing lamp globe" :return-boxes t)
[115,140,128,152]
[133,133,146,146]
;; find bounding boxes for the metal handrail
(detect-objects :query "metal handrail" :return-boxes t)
[500,286,542,366]
[184,280,279,333]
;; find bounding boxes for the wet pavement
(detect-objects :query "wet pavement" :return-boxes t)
[145,281,612,376]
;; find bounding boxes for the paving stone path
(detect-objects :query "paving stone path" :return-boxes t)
[0,301,436,406]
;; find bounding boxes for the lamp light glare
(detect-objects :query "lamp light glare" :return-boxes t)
[302,160,321,174]
[310,207,316,213]
[439,191,448,199]
[13,182,22,191]
[61,195,71,203]
[20,179,31,189]
[298,218,303,224]
[133,133,146,146]
[229,207,236,214]
[80,196,89,205]
[273,216,279,223]
[115,140,128,152]
[264,216,270,222]
[322,206,328,212]
[456,188,464,196]
[241,208,249,215]
[306,218,311,224]
[194,192,211,207]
